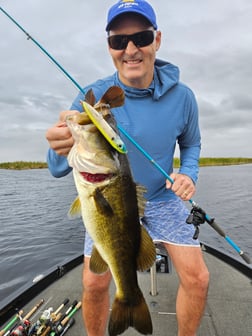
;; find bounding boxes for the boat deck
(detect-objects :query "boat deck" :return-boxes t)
[19,250,252,336]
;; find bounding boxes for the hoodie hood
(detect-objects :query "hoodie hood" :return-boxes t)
[114,59,180,100]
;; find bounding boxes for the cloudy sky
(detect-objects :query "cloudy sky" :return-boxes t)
[1,0,252,162]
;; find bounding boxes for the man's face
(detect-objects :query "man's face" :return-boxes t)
[108,15,161,89]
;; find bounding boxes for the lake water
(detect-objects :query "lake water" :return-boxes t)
[0,164,251,309]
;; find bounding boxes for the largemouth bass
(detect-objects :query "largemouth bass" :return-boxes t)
[66,86,156,336]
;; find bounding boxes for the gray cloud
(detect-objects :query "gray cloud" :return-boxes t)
[0,0,251,161]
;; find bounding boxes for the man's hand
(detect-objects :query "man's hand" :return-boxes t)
[166,173,195,200]
[45,110,80,157]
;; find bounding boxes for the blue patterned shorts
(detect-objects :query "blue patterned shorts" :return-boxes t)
[83,198,199,256]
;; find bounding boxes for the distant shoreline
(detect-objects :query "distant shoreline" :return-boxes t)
[1,158,252,170]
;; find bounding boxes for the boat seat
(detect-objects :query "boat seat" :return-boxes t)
[149,242,172,296]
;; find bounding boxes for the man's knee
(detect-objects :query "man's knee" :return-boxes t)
[196,266,209,289]
[166,244,209,291]
[184,264,209,292]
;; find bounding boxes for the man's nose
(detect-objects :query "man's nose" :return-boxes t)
[125,40,139,53]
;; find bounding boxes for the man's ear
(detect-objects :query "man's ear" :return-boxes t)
[155,30,161,51]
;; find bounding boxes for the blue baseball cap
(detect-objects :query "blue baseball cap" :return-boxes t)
[106,0,157,32]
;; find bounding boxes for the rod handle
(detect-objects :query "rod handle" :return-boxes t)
[240,252,251,264]
[24,299,45,320]
[0,310,23,335]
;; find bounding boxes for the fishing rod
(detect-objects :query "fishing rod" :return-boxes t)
[40,313,62,336]
[1,299,45,336]
[22,300,45,323]
[51,299,69,317]
[58,318,75,336]
[3,300,46,336]
[38,299,69,336]
[1,6,250,264]
[5,298,79,336]
[49,300,77,336]
[49,301,81,336]
[28,298,69,336]
[0,311,23,336]
[59,301,81,327]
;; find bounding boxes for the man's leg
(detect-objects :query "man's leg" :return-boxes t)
[164,244,209,336]
[82,256,112,336]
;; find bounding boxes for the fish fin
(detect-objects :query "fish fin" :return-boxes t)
[76,89,96,125]
[68,196,82,219]
[137,226,156,271]
[109,293,153,336]
[90,246,109,274]
[136,184,147,217]
[95,86,125,109]
[85,88,96,106]
[93,188,114,216]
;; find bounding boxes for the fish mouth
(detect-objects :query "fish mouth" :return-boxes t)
[80,172,114,183]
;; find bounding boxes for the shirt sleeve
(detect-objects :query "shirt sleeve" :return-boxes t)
[178,89,201,184]
[46,148,72,178]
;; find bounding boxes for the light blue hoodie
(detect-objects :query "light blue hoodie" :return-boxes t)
[47,59,201,202]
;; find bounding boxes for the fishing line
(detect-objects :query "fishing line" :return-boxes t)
[1,6,250,264]
[0,7,84,94]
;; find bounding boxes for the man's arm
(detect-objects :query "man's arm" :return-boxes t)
[166,89,201,200]
[45,110,79,177]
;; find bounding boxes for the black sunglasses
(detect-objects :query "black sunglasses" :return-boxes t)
[107,30,155,50]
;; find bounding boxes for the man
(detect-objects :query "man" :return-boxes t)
[46,1,209,335]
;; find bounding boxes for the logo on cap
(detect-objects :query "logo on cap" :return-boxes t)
[106,0,157,31]
[119,0,138,9]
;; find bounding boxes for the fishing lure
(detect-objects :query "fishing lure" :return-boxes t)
[82,101,127,154]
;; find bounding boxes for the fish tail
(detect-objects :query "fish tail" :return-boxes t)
[108,294,153,336]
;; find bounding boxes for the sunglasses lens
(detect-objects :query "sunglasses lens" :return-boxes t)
[133,30,154,48]
[108,31,154,50]
[108,35,128,50]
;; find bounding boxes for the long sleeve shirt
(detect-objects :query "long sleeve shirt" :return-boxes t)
[47,59,201,202]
